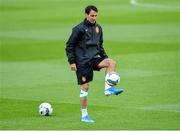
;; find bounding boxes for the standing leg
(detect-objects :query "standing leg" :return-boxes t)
[80,83,94,123]
[80,83,88,117]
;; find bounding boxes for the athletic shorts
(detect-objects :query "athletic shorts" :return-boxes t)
[76,57,105,85]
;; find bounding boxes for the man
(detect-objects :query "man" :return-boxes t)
[65,5,123,123]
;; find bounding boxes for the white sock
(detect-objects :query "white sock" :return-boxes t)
[81,108,88,118]
[105,82,111,90]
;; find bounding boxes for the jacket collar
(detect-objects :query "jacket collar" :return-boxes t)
[84,18,96,26]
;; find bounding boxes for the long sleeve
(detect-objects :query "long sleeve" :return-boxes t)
[98,29,108,59]
[65,28,79,64]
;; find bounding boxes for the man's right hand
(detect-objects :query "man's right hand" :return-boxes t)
[70,63,77,71]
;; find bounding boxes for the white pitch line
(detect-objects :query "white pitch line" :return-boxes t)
[130,0,180,10]
[136,103,180,113]
[130,0,138,6]
[144,104,180,113]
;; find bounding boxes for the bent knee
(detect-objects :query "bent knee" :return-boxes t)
[107,59,116,66]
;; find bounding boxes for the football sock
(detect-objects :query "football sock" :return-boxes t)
[105,82,111,90]
[81,108,88,118]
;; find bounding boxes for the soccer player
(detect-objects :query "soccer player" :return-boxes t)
[65,5,123,123]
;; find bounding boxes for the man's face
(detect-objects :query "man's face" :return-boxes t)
[86,10,97,24]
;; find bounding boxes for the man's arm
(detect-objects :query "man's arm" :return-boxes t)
[65,28,79,65]
[98,28,108,58]
[70,63,77,71]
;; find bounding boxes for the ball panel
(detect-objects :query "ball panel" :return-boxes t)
[39,102,53,116]
[105,72,120,86]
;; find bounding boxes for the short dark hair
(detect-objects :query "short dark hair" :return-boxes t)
[85,5,98,14]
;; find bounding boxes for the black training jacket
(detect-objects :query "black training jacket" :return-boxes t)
[65,19,108,65]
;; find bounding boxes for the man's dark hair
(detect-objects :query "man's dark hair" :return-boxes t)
[85,5,98,14]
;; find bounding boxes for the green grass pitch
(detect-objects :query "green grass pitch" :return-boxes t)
[1,0,180,130]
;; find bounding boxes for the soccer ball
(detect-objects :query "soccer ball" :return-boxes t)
[39,102,53,116]
[105,72,120,86]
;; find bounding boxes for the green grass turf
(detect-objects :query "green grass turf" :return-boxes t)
[1,0,180,130]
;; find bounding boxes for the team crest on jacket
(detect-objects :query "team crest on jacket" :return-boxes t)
[95,26,99,33]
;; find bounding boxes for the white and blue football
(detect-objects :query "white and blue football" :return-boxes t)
[105,72,120,86]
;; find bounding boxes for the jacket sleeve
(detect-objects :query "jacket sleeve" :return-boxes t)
[65,28,79,64]
[98,28,108,58]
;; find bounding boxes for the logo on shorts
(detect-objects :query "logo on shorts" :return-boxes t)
[82,76,86,82]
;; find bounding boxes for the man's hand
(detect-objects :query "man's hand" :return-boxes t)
[70,63,77,71]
